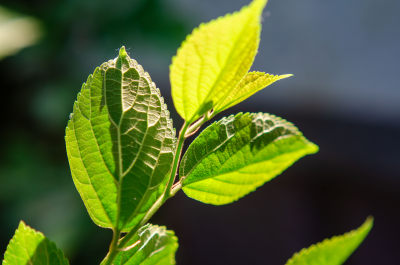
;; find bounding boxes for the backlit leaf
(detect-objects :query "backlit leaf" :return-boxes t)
[180,112,318,205]
[170,0,268,122]
[214,72,292,113]
[113,224,178,265]
[3,221,69,265]
[285,217,373,265]
[65,47,176,230]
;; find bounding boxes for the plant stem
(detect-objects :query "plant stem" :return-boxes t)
[101,228,120,265]
[164,121,189,200]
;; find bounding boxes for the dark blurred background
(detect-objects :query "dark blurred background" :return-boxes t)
[0,0,399,264]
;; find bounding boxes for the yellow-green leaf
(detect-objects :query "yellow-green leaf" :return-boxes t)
[3,221,69,265]
[286,217,373,265]
[170,0,268,122]
[214,72,292,113]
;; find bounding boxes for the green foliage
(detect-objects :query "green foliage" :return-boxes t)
[170,0,286,123]
[180,112,318,205]
[3,221,69,265]
[2,0,372,264]
[65,47,176,231]
[286,217,373,265]
[113,224,178,265]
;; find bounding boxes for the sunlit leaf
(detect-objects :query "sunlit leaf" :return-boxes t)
[214,72,292,113]
[3,221,69,265]
[113,224,178,265]
[180,112,318,205]
[170,0,268,122]
[285,217,373,265]
[65,47,176,230]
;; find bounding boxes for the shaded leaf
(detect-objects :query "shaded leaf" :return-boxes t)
[286,217,373,265]
[65,47,176,230]
[113,224,178,265]
[3,221,69,265]
[170,0,268,122]
[180,112,318,205]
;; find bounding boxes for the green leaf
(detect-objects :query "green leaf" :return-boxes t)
[170,0,268,122]
[180,112,318,205]
[65,47,177,230]
[214,72,292,113]
[285,217,373,265]
[2,221,69,265]
[113,224,178,265]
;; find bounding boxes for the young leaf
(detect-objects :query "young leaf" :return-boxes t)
[3,221,69,265]
[65,47,176,231]
[214,72,293,113]
[179,112,318,205]
[170,0,268,123]
[285,217,373,265]
[113,224,178,265]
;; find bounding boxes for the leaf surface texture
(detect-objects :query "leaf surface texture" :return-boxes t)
[65,47,176,230]
[113,224,178,265]
[180,112,318,205]
[170,0,268,122]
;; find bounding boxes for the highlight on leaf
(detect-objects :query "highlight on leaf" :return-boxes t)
[3,221,69,265]
[285,217,373,265]
[170,0,287,123]
[113,224,178,265]
[179,112,318,205]
[65,46,177,231]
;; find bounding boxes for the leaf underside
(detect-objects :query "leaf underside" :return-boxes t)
[65,47,176,230]
[2,221,69,265]
[180,112,318,205]
[170,0,269,122]
[114,224,178,265]
[285,217,373,265]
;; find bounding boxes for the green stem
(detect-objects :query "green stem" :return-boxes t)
[101,228,120,265]
[164,121,189,200]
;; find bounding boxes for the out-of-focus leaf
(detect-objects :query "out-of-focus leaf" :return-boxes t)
[285,217,373,265]
[0,6,42,59]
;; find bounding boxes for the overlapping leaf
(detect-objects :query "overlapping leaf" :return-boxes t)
[180,112,318,205]
[3,221,69,265]
[65,47,176,230]
[286,217,373,265]
[170,0,269,122]
[113,224,178,265]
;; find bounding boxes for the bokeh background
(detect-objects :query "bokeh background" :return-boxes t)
[0,0,399,264]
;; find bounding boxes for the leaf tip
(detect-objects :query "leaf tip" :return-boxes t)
[118,46,128,59]
[280,74,294,79]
